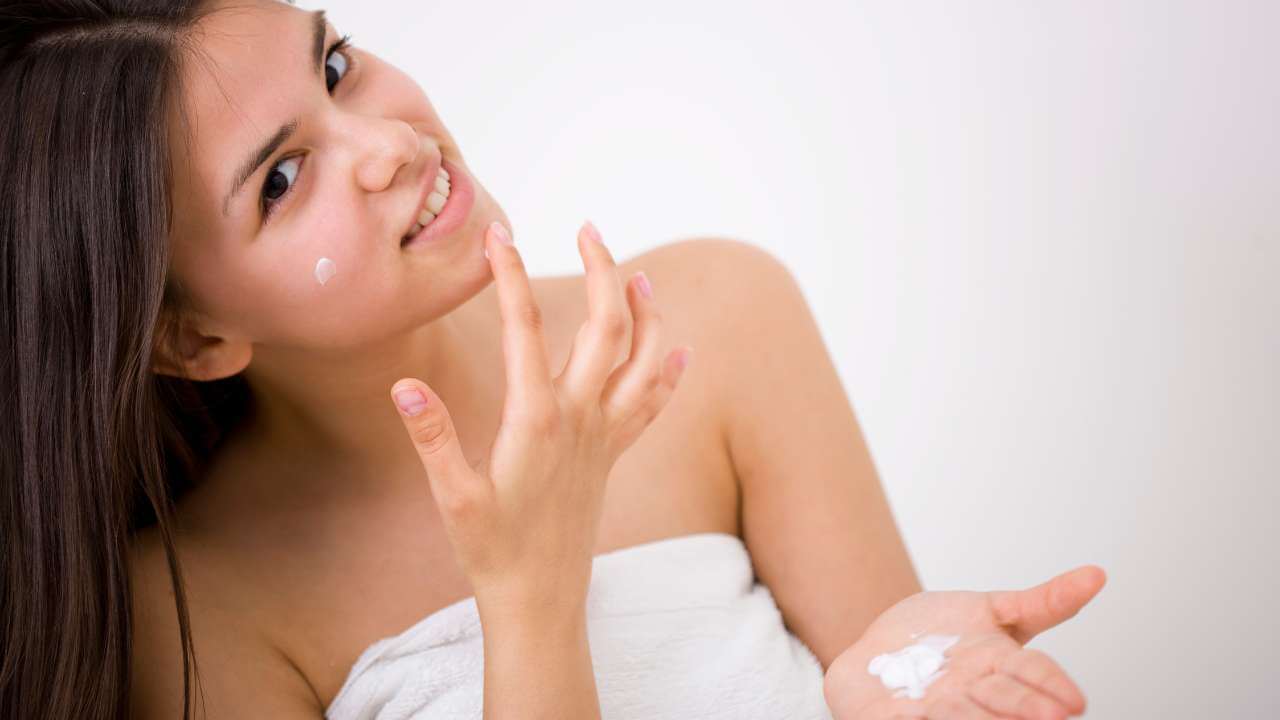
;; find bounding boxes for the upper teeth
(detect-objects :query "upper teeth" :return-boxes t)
[408,166,451,237]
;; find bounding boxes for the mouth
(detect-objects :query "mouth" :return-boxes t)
[400,155,451,245]
[400,155,473,249]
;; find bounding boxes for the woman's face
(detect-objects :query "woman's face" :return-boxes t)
[164,0,504,376]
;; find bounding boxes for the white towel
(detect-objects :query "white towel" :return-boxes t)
[324,532,833,720]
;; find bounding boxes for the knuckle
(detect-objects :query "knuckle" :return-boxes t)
[518,302,545,332]
[579,397,604,427]
[506,401,539,428]
[1024,697,1064,720]
[410,417,450,451]
[438,487,479,519]
[556,397,588,431]
[642,369,661,393]
[601,399,636,433]
[1003,680,1034,707]
[635,400,661,429]
[597,310,628,340]
[970,675,1001,697]
[598,394,624,427]
[1006,648,1052,680]
[527,405,561,435]
[1017,647,1048,664]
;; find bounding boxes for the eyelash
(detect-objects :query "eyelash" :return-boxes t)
[259,33,355,221]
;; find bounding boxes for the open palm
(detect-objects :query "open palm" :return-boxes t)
[823,566,1107,719]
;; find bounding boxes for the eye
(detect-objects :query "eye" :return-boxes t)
[260,155,301,220]
[325,34,353,93]
[259,34,354,220]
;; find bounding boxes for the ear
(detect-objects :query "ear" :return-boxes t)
[151,309,252,381]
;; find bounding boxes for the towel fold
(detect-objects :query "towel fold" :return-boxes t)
[325,532,833,720]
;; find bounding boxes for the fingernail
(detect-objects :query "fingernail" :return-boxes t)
[636,271,653,299]
[489,221,513,245]
[583,220,602,245]
[394,387,428,416]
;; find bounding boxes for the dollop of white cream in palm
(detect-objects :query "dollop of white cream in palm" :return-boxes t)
[314,257,337,286]
[867,634,960,700]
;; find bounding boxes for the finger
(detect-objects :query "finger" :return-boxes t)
[968,673,1069,720]
[391,379,485,512]
[555,220,630,409]
[998,649,1086,715]
[928,693,1005,720]
[607,346,691,456]
[987,566,1107,643]
[484,221,556,413]
[598,270,666,420]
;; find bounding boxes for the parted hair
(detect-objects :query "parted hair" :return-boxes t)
[1,1,263,717]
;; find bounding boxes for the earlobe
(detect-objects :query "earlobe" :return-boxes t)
[151,317,251,381]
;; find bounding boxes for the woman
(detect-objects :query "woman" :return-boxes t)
[0,0,1106,718]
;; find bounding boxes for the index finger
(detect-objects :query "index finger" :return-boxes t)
[485,221,556,412]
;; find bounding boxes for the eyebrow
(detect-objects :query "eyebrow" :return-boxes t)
[221,8,328,217]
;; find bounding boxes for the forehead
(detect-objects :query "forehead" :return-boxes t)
[170,0,321,212]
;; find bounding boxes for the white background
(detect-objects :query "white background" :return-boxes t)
[320,1,1278,716]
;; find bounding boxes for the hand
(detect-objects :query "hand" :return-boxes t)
[389,220,692,613]
[824,566,1107,720]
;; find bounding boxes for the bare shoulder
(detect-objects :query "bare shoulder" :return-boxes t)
[623,236,804,445]
[128,526,321,719]
[622,235,793,296]
[606,235,800,402]
[619,235,802,388]
[537,234,794,342]
[612,235,796,334]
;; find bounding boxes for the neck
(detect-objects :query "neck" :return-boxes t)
[229,285,506,503]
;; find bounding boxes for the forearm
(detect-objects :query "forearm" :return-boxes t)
[477,599,601,720]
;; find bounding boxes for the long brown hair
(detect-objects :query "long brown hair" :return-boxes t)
[1,1,260,717]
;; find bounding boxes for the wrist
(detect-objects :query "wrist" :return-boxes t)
[474,567,591,620]
[476,587,588,632]
[477,590,601,719]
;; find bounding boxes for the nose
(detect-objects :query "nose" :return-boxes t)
[341,115,419,192]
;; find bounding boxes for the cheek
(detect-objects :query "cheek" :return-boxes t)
[279,215,387,302]
[177,214,401,348]
[262,216,405,339]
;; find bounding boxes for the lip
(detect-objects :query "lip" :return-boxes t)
[399,148,442,242]
[400,156,473,249]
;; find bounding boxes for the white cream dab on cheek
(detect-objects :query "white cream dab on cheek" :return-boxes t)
[867,634,959,700]
[314,257,337,286]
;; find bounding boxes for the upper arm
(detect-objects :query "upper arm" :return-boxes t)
[691,238,922,669]
[128,531,322,720]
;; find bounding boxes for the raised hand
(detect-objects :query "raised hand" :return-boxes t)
[389,220,692,610]
[824,566,1107,720]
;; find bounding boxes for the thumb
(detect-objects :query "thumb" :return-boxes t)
[391,379,475,497]
[988,565,1107,644]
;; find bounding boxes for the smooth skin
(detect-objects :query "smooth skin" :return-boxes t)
[120,0,1105,714]
[388,219,691,718]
